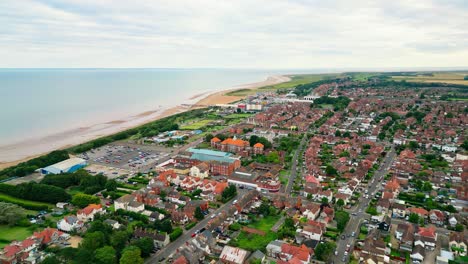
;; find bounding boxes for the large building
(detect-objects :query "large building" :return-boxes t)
[174,148,241,176]
[41,158,87,175]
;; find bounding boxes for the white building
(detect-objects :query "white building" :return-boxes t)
[57,215,83,232]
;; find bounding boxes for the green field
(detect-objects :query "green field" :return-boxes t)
[232,215,281,251]
[391,72,468,85]
[248,215,281,232]
[0,193,53,210]
[0,225,35,248]
[180,119,213,130]
[226,73,340,96]
[223,113,253,119]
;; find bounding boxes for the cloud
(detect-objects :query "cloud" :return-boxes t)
[0,0,467,68]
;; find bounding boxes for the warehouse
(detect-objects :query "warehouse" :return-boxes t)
[41,157,87,175]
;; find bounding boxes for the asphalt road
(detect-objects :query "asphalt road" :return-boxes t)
[331,146,396,263]
[144,190,245,263]
[285,133,308,195]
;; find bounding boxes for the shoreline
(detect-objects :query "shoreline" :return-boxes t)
[0,75,290,170]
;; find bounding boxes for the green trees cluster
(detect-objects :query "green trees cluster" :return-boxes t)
[312,96,351,111]
[335,210,350,232]
[0,150,69,180]
[41,170,109,194]
[315,241,336,261]
[221,184,237,202]
[277,217,296,239]
[0,202,25,225]
[249,135,272,149]
[0,182,70,203]
[71,193,101,208]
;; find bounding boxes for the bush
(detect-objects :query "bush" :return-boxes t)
[169,228,183,241]
[0,182,70,203]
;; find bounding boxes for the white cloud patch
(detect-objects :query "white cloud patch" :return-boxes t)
[0,0,467,68]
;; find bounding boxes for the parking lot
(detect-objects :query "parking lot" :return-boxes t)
[85,164,132,179]
[79,143,173,173]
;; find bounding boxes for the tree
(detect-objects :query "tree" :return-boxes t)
[221,184,237,202]
[258,201,271,216]
[325,165,337,176]
[71,193,100,208]
[408,213,420,223]
[315,241,336,261]
[80,231,106,251]
[111,231,130,253]
[131,237,154,257]
[0,202,25,226]
[154,219,173,233]
[335,210,350,232]
[461,140,468,151]
[105,180,118,192]
[169,228,183,241]
[194,207,204,221]
[94,246,117,264]
[41,256,62,264]
[321,197,329,204]
[119,246,143,264]
[336,199,345,208]
[335,130,342,137]
[204,134,214,143]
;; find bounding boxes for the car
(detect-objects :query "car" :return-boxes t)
[351,212,357,216]
[342,256,346,262]
[191,233,196,237]
[341,235,346,240]
[351,231,356,237]
[233,200,238,204]
[335,250,338,256]
[211,214,215,219]
[344,251,348,256]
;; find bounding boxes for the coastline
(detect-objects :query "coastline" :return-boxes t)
[0,75,290,170]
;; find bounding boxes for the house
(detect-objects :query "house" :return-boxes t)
[246,250,265,264]
[407,207,429,219]
[436,250,454,264]
[395,223,415,252]
[377,216,391,233]
[77,204,103,222]
[190,162,210,178]
[297,225,322,241]
[410,244,426,264]
[415,226,437,250]
[266,240,285,258]
[103,219,121,229]
[33,228,69,246]
[278,243,311,264]
[133,227,170,248]
[392,203,406,218]
[448,216,458,227]
[376,199,391,214]
[0,239,39,264]
[449,232,467,256]
[115,194,135,211]
[253,143,264,155]
[219,246,249,264]
[57,215,83,232]
[127,201,145,213]
[429,210,445,226]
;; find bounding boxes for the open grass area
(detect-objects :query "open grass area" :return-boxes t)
[0,225,35,249]
[180,119,213,130]
[227,73,340,96]
[234,231,278,252]
[391,72,468,85]
[223,113,253,119]
[0,193,53,210]
[248,215,281,232]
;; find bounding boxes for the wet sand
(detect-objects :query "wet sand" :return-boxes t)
[0,75,290,169]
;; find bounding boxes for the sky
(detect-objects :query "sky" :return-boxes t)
[0,0,467,69]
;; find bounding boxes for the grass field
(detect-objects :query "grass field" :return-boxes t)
[391,72,468,85]
[0,193,53,210]
[223,113,253,119]
[247,215,281,232]
[227,73,340,96]
[180,119,213,130]
[0,225,35,248]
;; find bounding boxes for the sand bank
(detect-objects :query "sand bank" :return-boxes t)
[0,75,290,169]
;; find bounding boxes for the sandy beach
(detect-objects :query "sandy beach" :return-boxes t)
[0,75,290,170]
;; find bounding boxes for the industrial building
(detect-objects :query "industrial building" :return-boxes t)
[41,157,87,175]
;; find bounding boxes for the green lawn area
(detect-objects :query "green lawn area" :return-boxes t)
[0,193,53,210]
[234,231,278,252]
[248,215,281,232]
[0,225,35,249]
[223,113,253,119]
[180,119,213,130]
[279,170,289,185]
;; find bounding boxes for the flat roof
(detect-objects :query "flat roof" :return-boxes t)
[188,148,232,157]
[43,157,86,173]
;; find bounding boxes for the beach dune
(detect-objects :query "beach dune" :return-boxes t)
[0,75,290,169]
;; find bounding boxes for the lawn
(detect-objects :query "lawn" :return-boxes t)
[223,113,253,119]
[180,119,213,130]
[279,170,289,185]
[0,225,35,249]
[391,72,468,85]
[0,193,52,210]
[234,231,278,252]
[247,215,281,232]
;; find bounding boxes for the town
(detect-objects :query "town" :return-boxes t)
[0,72,467,264]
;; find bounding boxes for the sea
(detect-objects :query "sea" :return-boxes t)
[0,68,295,147]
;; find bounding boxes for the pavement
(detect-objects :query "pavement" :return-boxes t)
[144,190,246,263]
[285,133,308,195]
[330,146,397,263]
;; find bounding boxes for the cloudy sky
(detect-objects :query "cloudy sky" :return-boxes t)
[0,0,467,68]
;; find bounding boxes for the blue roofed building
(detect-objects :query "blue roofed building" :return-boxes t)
[187,148,238,164]
[41,157,87,175]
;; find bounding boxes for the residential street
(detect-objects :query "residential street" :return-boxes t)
[144,190,245,263]
[285,133,308,195]
[330,146,396,263]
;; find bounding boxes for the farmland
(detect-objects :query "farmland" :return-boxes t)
[391,72,468,85]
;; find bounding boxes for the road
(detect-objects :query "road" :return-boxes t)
[331,146,396,263]
[285,133,308,195]
[144,191,245,263]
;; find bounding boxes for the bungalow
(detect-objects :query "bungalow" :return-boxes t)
[297,225,322,241]
[449,232,467,256]
[415,226,437,250]
[395,223,415,252]
[266,240,285,258]
[376,199,391,214]
[448,216,458,228]
[410,244,426,264]
[57,215,83,232]
[429,210,446,226]
[77,204,103,222]
[278,243,311,264]
[392,203,407,218]
[407,207,429,219]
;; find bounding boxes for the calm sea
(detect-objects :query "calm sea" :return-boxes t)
[0,68,286,146]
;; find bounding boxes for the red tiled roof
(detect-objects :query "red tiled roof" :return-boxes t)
[253,142,264,148]
[418,226,436,238]
[281,244,311,262]
[77,204,102,216]
[211,137,221,143]
[221,138,249,147]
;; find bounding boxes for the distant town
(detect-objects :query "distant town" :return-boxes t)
[0,72,467,264]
